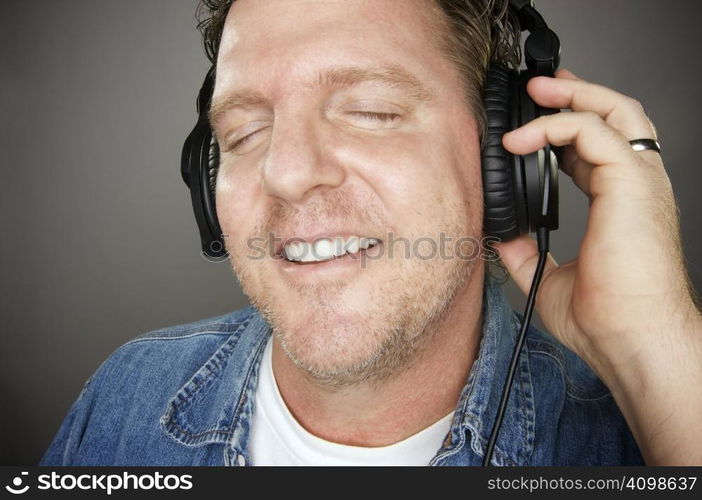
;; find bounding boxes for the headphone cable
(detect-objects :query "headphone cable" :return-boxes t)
[482,226,550,466]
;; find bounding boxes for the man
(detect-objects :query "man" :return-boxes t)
[41,0,702,466]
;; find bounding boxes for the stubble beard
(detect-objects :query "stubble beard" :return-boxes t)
[231,232,476,391]
[227,191,478,390]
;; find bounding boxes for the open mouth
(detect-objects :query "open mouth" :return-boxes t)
[280,236,381,265]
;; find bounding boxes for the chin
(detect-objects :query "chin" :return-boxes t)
[271,290,386,375]
[233,228,477,386]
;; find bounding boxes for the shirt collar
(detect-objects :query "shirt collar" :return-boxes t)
[160,274,534,465]
[159,309,271,461]
[440,274,535,466]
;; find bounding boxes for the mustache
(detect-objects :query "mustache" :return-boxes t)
[252,189,386,239]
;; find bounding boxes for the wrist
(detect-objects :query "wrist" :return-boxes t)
[581,299,702,390]
[577,306,702,464]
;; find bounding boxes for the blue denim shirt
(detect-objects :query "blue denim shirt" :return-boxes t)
[40,276,644,466]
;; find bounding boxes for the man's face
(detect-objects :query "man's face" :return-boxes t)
[211,0,483,385]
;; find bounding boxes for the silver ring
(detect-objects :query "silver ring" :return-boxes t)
[629,138,661,153]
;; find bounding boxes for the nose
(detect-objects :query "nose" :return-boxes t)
[260,112,345,204]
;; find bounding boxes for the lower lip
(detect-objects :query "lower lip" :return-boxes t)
[277,243,382,278]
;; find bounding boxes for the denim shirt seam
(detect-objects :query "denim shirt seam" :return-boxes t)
[122,331,235,347]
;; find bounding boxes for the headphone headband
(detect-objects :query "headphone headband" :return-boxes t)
[510,0,561,75]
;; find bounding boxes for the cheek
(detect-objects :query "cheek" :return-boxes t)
[446,128,484,225]
[215,163,262,256]
[335,126,481,233]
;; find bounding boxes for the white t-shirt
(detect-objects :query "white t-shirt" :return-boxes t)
[249,337,454,465]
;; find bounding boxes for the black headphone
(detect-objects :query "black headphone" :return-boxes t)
[181,0,561,260]
[180,65,225,260]
[482,0,560,241]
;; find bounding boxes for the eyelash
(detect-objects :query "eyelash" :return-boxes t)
[350,111,401,122]
[228,112,400,152]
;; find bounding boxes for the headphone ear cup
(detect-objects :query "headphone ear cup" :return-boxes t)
[180,67,229,260]
[481,65,528,241]
[180,119,228,260]
[208,136,219,199]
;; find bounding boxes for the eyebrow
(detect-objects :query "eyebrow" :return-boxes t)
[208,64,434,127]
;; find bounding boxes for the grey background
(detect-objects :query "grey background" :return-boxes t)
[1,0,700,465]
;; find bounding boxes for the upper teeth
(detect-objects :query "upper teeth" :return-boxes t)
[284,236,379,262]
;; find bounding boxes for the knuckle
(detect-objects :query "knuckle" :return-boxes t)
[626,98,658,137]
[583,110,602,124]
[625,97,645,113]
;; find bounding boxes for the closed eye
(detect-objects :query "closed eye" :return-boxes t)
[225,125,271,154]
[232,131,258,150]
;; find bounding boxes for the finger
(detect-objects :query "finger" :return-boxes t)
[525,76,657,141]
[560,144,593,197]
[493,234,560,300]
[555,68,582,81]
[503,110,634,169]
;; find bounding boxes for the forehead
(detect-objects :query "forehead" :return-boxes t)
[214,0,448,93]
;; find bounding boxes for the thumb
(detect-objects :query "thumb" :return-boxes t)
[493,234,560,297]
